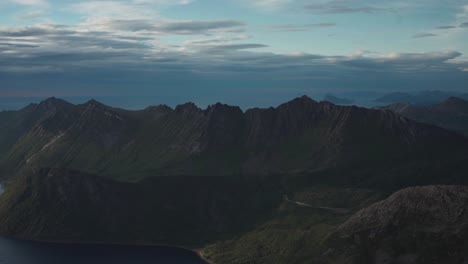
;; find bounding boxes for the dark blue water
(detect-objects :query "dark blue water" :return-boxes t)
[0,237,207,264]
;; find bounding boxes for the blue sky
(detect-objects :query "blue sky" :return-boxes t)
[0,0,467,109]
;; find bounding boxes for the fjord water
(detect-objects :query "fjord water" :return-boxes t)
[0,237,206,264]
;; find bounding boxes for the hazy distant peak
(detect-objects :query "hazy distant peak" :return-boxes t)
[323,94,354,105]
[443,97,468,105]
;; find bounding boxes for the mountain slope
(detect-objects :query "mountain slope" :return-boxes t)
[202,185,468,264]
[1,96,467,184]
[382,97,468,137]
[0,96,468,263]
[320,185,468,264]
[0,168,279,245]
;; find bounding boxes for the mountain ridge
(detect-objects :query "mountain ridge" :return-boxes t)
[0,96,468,263]
[0,95,467,184]
[381,97,468,137]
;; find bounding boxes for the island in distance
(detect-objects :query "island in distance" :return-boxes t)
[1,96,468,264]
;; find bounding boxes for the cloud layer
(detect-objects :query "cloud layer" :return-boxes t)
[0,19,466,100]
[1,0,467,104]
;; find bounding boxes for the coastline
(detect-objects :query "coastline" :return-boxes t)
[195,249,214,264]
[0,236,213,263]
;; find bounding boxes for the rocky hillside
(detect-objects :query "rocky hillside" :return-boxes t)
[382,97,468,137]
[320,186,468,264]
[0,96,467,185]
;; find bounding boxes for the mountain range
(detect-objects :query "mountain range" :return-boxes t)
[323,94,355,105]
[1,96,467,184]
[374,90,468,106]
[1,96,468,263]
[381,97,468,137]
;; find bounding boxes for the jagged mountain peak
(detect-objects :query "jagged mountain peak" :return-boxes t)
[205,102,243,115]
[289,95,318,104]
[175,102,202,114]
[277,95,319,110]
[83,99,108,109]
[42,97,66,104]
[144,105,174,120]
[144,104,173,112]
[37,97,73,110]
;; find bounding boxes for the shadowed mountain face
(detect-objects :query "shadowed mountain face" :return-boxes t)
[0,96,467,186]
[382,97,468,137]
[0,168,279,245]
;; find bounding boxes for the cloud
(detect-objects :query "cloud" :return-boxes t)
[16,10,49,21]
[249,0,293,9]
[9,0,48,6]
[156,20,245,35]
[79,18,245,35]
[0,20,466,100]
[303,1,385,14]
[0,23,463,75]
[266,23,336,31]
[377,51,462,64]
[68,0,196,19]
[196,43,269,53]
[184,35,251,45]
[69,1,155,18]
[132,0,194,4]
[460,22,468,27]
[435,25,456,29]
[412,32,437,38]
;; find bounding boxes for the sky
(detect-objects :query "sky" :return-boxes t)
[0,0,468,109]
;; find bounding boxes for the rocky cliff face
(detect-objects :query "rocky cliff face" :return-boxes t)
[321,186,468,264]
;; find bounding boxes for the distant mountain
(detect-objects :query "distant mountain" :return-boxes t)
[321,185,468,264]
[323,94,354,105]
[1,96,467,186]
[381,97,468,137]
[375,90,468,105]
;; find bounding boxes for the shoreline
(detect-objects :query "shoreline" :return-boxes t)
[195,249,214,264]
[1,236,213,263]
